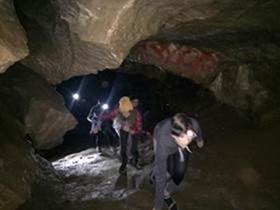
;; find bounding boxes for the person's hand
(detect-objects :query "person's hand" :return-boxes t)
[130,130,135,135]
[123,124,130,132]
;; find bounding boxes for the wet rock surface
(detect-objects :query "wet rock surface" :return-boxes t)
[52,148,149,201]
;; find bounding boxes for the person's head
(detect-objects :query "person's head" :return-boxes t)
[118,96,133,118]
[170,113,199,149]
[132,98,139,108]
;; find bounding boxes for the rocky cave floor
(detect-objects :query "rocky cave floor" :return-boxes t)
[19,123,280,210]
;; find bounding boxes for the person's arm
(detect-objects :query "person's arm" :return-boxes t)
[87,107,95,122]
[154,139,168,210]
[99,107,118,121]
[87,115,92,123]
[190,118,204,148]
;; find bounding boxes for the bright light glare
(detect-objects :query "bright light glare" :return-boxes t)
[72,93,80,100]
[102,103,109,110]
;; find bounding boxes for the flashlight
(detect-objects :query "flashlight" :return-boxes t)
[101,103,109,110]
[72,93,80,100]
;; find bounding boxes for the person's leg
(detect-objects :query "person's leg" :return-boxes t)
[112,127,120,147]
[109,127,119,154]
[131,134,141,169]
[107,126,119,147]
[102,129,111,148]
[95,132,102,152]
[164,178,179,210]
[119,129,128,173]
[164,154,186,210]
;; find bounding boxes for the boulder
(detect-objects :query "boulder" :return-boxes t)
[0,0,28,73]
[0,64,77,149]
[25,98,77,150]
[0,63,78,208]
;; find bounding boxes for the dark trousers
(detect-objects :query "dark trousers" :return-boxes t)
[93,125,119,149]
[120,130,140,167]
[130,134,140,165]
[167,150,190,185]
[120,129,129,167]
[93,132,102,149]
[102,126,119,147]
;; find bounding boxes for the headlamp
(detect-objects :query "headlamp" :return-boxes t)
[72,93,80,100]
[101,103,109,110]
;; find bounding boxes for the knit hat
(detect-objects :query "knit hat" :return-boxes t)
[118,96,133,113]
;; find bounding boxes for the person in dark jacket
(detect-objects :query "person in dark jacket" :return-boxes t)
[152,113,204,210]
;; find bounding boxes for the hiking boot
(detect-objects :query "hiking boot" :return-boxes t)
[164,197,177,210]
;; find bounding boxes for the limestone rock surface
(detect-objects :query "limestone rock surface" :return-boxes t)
[0,64,77,150]
[0,0,28,73]
[25,98,77,150]
[14,0,217,83]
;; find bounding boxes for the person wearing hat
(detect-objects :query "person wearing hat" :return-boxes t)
[151,113,204,210]
[99,96,142,173]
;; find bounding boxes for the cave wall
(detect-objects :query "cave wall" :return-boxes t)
[13,0,218,83]
[0,64,77,149]
[0,0,279,208]
[10,0,280,121]
[0,63,78,208]
[0,0,28,73]
[0,118,36,210]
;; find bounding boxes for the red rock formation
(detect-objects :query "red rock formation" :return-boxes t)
[132,41,220,84]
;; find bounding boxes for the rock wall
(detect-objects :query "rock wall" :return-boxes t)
[0,123,36,210]
[0,0,28,73]
[14,0,217,83]
[129,40,220,84]
[0,64,77,149]
[210,64,268,118]
[128,29,280,120]
[0,63,78,208]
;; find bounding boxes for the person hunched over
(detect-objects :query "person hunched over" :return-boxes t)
[151,113,204,210]
[99,96,142,173]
